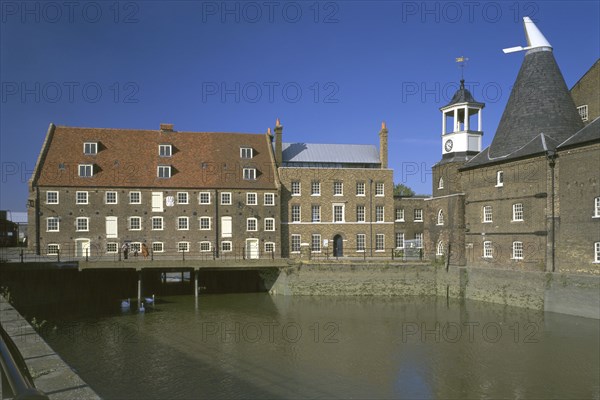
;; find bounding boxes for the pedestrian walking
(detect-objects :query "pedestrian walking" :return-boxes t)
[141,243,149,259]
[122,242,129,260]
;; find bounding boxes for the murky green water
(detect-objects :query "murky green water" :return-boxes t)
[33,294,599,399]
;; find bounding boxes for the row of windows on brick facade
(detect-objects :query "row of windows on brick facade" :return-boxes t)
[76,164,258,181]
[46,240,276,256]
[45,191,276,206]
[83,142,256,160]
[290,204,386,223]
[46,217,276,232]
[481,240,600,263]
[290,181,385,197]
[289,233,423,253]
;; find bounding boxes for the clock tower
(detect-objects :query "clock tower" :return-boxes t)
[439,79,484,160]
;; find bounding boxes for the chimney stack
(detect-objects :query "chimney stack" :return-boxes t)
[160,123,174,132]
[274,118,283,166]
[379,121,388,168]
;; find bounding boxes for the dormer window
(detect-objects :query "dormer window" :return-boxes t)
[240,147,253,159]
[84,142,97,155]
[157,165,171,178]
[159,144,172,157]
[78,164,93,177]
[243,168,256,180]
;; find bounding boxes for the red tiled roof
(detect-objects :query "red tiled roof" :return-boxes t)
[36,126,278,189]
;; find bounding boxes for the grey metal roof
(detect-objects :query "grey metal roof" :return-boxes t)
[282,142,380,164]
[486,50,584,161]
[558,116,600,148]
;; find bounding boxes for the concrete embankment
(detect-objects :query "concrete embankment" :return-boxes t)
[266,263,600,320]
[0,296,99,400]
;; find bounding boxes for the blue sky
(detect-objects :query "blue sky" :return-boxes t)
[1,0,598,212]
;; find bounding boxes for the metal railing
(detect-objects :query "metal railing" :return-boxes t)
[0,323,49,400]
[292,246,426,262]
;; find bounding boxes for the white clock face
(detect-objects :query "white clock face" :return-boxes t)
[444,140,453,152]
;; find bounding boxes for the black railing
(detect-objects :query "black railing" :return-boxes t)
[0,323,49,399]
[296,247,426,262]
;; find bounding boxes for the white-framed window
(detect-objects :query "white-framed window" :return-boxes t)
[177,216,189,230]
[264,218,275,231]
[130,242,141,254]
[240,147,253,159]
[265,242,275,253]
[311,234,321,253]
[437,209,444,225]
[246,193,257,205]
[129,216,141,230]
[177,242,190,252]
[414,209,423,222]
[199,217,211,230]
[159,144,172,157]
[436,241,444,256]
[47,244,60,255]
[221,241,233,252]
[577,105,589,122]
[46,217,59,232]
[333,204,345,222]
[375,182,384,196]
[483,241,493,258]
[311,181,321,196]
[177,192,188,204]
[105,191,117,204]
[311,205,321,223]
[221,192,232,205]
[243,168,256,180]
[595,242,600,263]
[76,191,88,204]
[512,203,524,221]
[376,206,384,222]
[157,165,171,178]
[512,241,523,260]
[106,242,118,253]
[75,217,89,232]
[83,142,98,155]
[246,218,257,231]
[483,206,493,223]
[438,177,444,189]
[152,242,164,253]
[396,233,405,249]
[496,171,504,187]
[46,191,59,204]
[375,234,385,251]
[334,181,343,196]
[291,205,301,223]
[264,193,275,206]
[356,234,366,252]
[594,197,600,218]
[200,242,212,252]
[78,164,93,177]
[291,181,301,196]
[152,217,163,230]
[356,205,365,222]
[356,182,365,196]
[199,192,211,204]
[129,191,141,204]
[395,209,405,222]
[291,234,301,253]
[415,233,423,248]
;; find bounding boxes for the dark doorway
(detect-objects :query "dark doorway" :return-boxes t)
[333,235,343,257]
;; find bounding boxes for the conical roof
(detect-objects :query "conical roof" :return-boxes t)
[487,50,584,159]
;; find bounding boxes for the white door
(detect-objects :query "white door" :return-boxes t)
[75,239,90,257]
[221,216,232,238]
[152,192,164,212]
[246,239,259,259]
[106,217,118,238]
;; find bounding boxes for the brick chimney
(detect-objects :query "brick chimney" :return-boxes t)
[379,121,388,168]
[274,118,283,166]
[160,123,174,132]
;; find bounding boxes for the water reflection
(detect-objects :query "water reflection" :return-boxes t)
[30,294,600,399]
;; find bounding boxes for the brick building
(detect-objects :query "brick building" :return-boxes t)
[275,120,394,258]
[28,124,281,259]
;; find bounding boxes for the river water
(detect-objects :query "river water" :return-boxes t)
[32,294,599,399]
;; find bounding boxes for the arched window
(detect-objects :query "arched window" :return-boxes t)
[438,177,444,189]
[436,241,444,256]
[437,209,444,225]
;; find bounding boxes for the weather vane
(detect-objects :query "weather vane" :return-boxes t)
[455,56,469,81]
